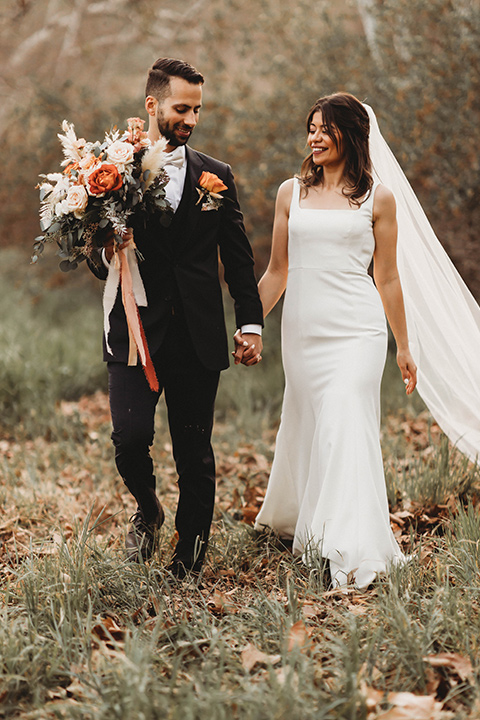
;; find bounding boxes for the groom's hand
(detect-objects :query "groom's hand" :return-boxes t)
[103,228,133,262]
[233,330,263,366]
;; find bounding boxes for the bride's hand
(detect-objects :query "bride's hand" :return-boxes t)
[232,329,263,366]
[397,349,417,395]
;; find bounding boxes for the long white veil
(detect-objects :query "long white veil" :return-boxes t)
[365,105,480,463]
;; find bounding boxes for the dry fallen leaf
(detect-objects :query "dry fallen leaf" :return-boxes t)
[241,642,281,672]
[361,682,446,720]
[301,601,326,620]
[346,603,370,616]
[65,677,89,700]
[91,616,128,647]
[376,691,443,720]
[360,681,384,712]
[287,620,312,653]
[207,590,237,616]
[423,652,474,681]
[241,506,259,525]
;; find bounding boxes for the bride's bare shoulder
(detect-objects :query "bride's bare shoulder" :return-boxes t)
[276,178,295,205]
[373,183,396,220]
[373,183,395,206]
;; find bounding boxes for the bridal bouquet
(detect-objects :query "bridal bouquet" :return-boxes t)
[32,116,170,269]
[32,117,172,391]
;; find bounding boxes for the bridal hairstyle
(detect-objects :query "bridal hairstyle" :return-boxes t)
[300,92,373,206]
[145,57,205,101]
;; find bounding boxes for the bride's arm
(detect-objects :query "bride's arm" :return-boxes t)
[372,185,417,395]
[258,179,292,317]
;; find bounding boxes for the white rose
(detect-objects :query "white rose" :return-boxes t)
[106,140,134,168]
[55,199,70,217]
[66,184,89,218]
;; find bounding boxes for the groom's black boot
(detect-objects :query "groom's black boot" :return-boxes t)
[167,534,207,579]
[125,491,164,563]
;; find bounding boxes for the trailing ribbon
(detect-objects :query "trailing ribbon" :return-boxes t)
[103,241,159,392]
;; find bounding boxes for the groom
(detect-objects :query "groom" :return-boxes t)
[90,57,263,576]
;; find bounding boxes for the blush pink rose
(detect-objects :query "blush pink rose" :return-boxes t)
[107,140,134,167]
[66,184,88,217]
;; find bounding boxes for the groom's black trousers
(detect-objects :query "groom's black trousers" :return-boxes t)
[108,307,220,568]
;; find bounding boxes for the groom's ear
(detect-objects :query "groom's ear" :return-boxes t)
[145,96,158,116]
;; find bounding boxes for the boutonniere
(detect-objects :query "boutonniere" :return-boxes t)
[196,171,228,211]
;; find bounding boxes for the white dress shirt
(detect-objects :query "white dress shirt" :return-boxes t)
[163,145,187,212]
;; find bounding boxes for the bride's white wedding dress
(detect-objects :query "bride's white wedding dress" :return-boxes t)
[255,177,404,589]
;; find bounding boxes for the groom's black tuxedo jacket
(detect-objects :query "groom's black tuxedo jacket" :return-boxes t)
[89,146,263,372]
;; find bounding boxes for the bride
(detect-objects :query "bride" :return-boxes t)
[252,92,417,589]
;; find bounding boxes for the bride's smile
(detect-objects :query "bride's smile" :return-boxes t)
[308,111,344,167]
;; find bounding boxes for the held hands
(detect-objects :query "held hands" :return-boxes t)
[397,349,417,395]
[232,329,263,366]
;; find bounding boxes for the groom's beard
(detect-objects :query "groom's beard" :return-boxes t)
[156,111,193,147]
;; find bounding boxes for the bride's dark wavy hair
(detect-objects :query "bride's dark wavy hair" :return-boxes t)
[299,92,373,206]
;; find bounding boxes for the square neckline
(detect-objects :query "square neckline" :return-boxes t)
[295,177,376,213]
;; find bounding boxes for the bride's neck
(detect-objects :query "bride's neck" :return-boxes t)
[319,165,346,191]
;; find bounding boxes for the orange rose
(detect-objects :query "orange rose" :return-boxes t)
[87,163,123,196]
[198,171,227,194]
[63,162,79,176]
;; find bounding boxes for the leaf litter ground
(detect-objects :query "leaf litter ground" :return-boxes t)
[1,392,480,719]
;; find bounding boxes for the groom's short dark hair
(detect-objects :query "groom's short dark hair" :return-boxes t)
[146,58,204,100]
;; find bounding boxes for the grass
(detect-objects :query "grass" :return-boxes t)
[0,247,106,437]
[1,246,480,718]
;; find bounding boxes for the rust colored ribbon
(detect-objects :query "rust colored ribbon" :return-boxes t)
[119,247,159,392]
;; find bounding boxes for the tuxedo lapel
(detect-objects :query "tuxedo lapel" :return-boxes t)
[184,146,205,204]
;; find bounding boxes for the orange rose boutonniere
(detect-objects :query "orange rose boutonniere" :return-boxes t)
[196,171,228,211]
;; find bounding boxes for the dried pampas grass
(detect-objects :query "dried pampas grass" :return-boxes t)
[141,137,168,188]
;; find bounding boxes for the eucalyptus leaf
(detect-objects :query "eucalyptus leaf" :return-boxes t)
[143,169,151,181]
[99,218,109,228]
[59,259,78,272]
